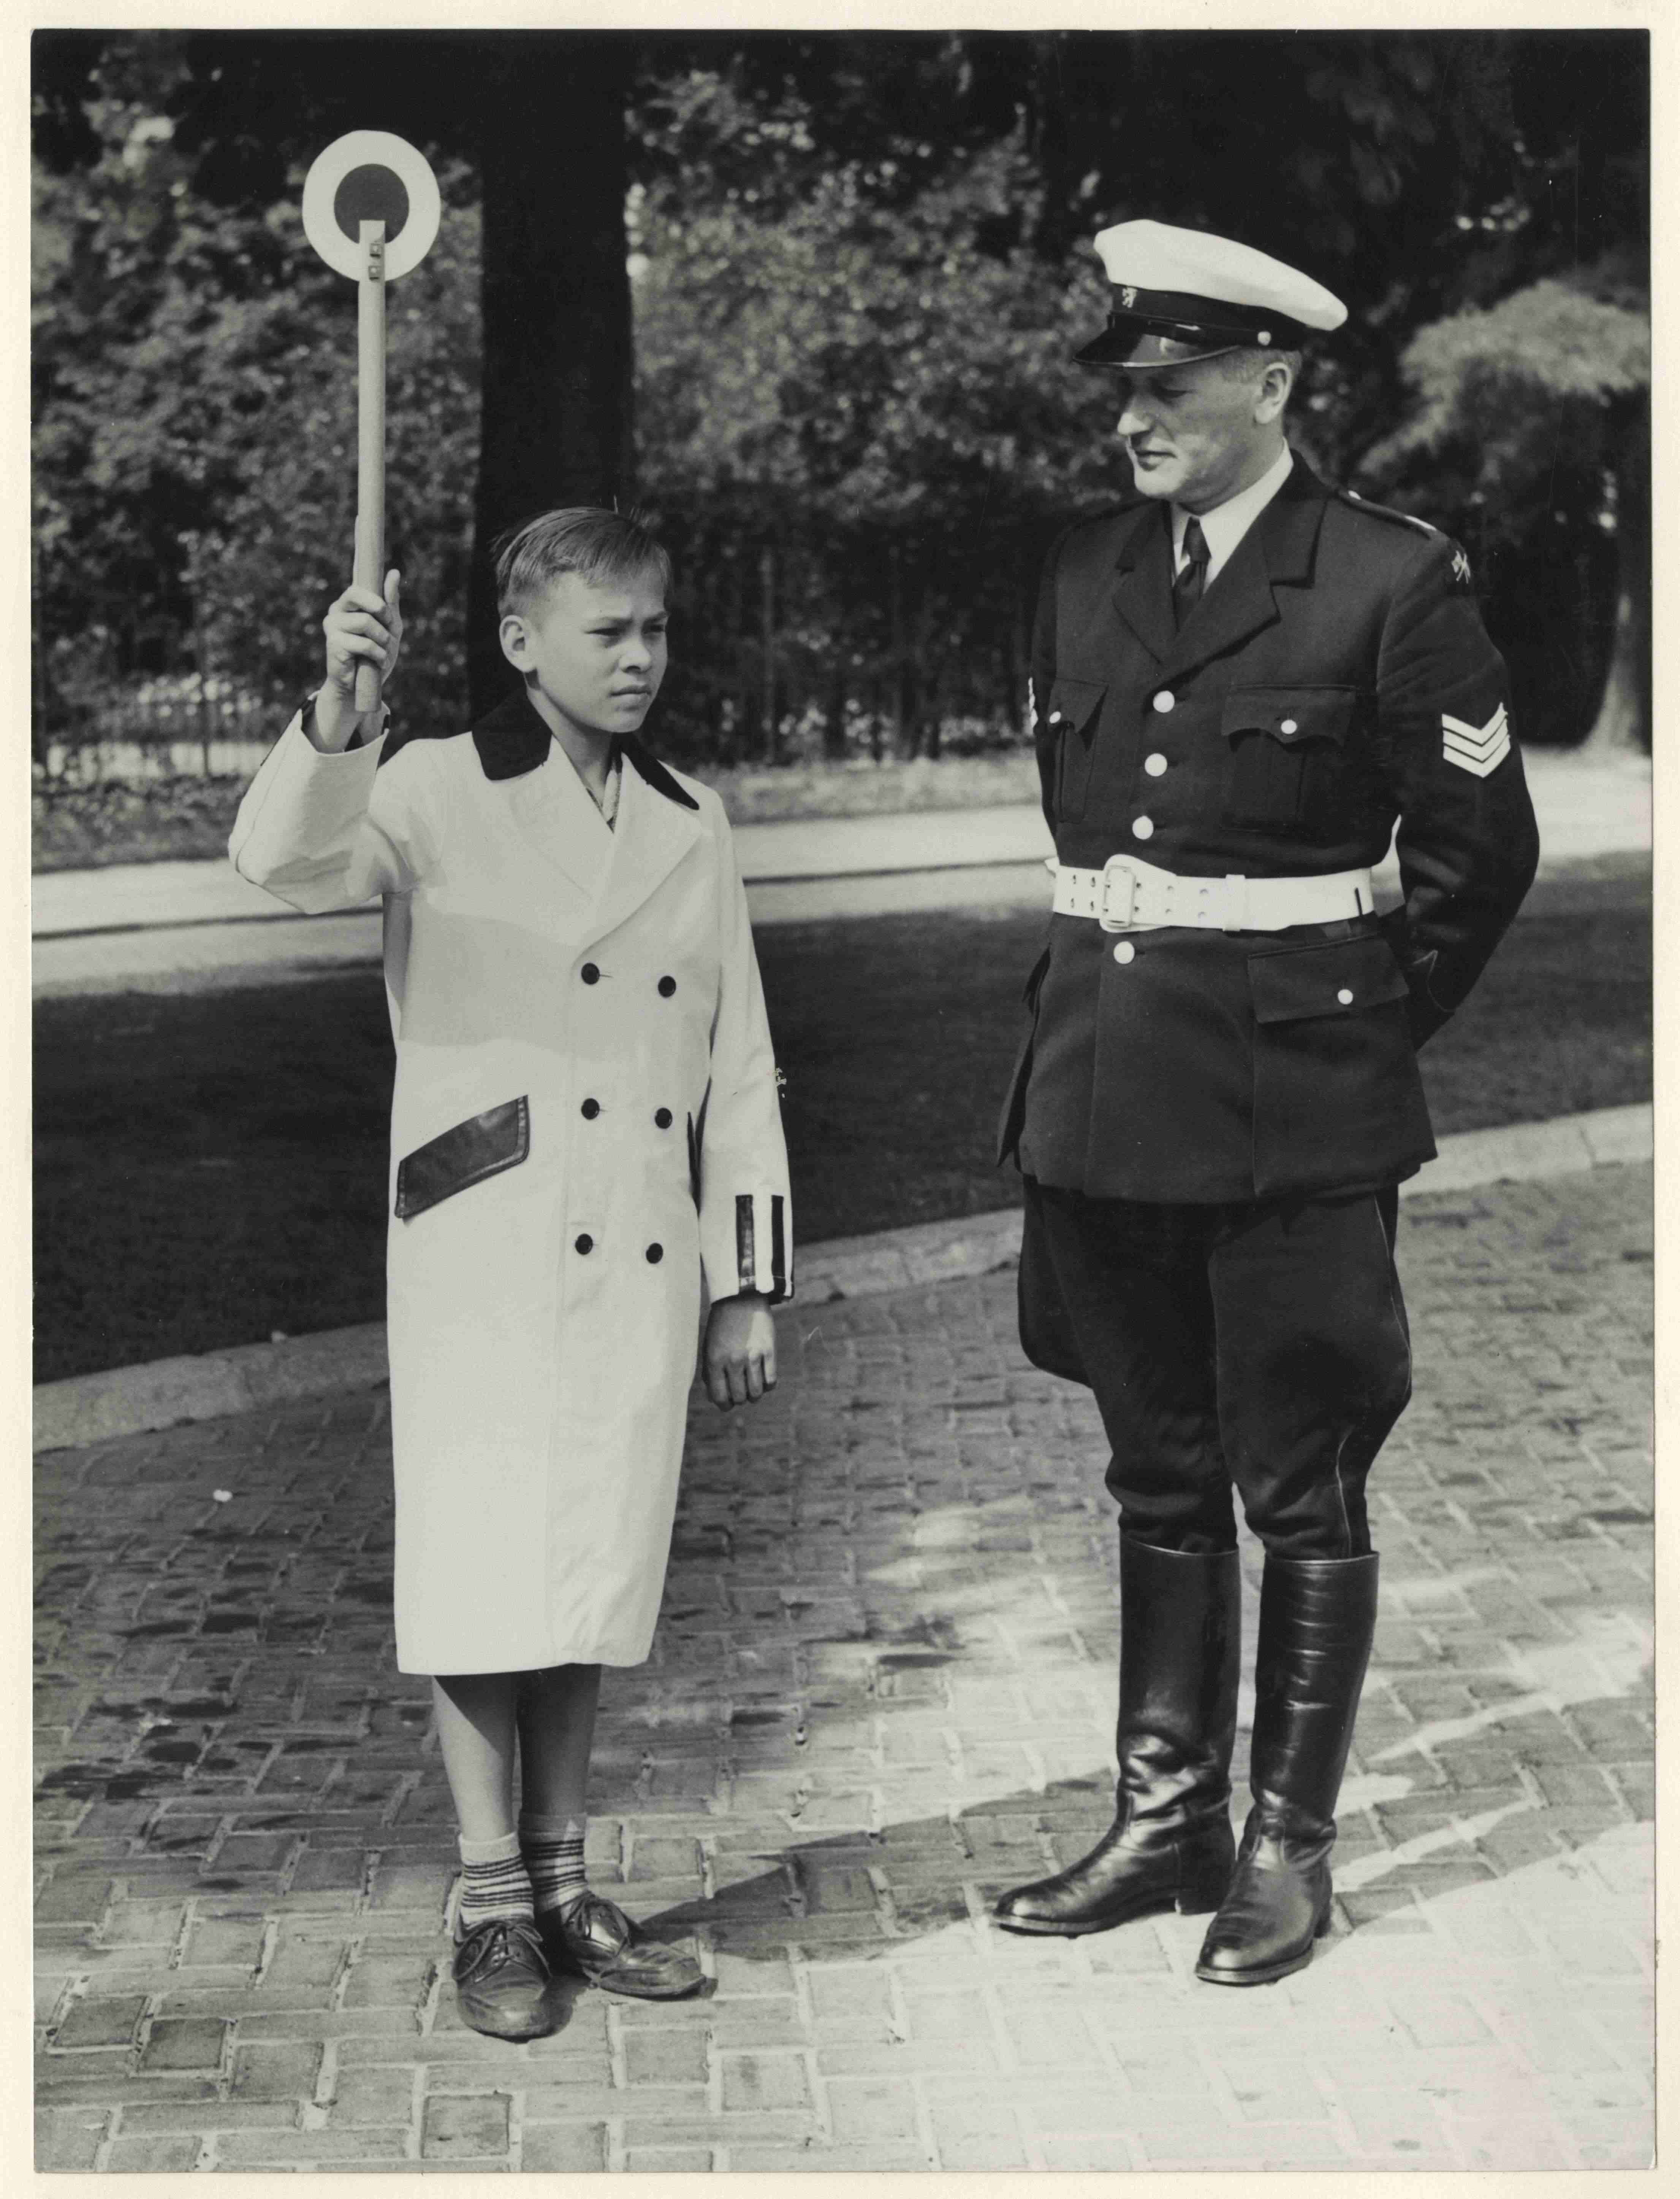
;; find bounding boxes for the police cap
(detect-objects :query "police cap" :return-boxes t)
[1077,220,1347,369]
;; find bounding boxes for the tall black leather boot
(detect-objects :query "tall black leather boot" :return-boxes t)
[1195,1551,1379,1986]
[994,1537,1240,1936]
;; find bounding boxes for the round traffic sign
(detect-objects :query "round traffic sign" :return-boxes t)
[302,130,440,282]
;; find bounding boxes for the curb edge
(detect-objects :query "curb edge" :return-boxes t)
[33,1102,1652,1455]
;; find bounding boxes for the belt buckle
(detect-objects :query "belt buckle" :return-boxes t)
[1099,855,1139,932]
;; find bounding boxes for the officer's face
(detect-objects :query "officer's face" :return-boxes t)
[1116,357,1286,511]
[499,570,669,739]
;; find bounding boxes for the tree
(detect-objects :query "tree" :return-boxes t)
[35,28,1647,760]
[32,52,480,739]
[32,28,634,722]
[1362,274,1649,751]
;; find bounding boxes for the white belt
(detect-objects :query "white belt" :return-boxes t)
[1049,853,1376,934]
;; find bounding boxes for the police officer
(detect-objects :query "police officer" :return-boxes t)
[993,222,1539,1984]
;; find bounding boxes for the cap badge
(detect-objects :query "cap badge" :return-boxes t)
[1119,286,1137,309]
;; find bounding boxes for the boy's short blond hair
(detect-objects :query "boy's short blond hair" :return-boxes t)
[494,507,673,619]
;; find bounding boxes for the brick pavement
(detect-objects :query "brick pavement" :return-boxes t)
[35,1165,1653,2172]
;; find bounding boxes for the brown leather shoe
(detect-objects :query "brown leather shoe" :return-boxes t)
[540,1891,705,1999]
[451,1916,560,2040]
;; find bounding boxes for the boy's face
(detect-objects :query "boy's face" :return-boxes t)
[499,569,668,738]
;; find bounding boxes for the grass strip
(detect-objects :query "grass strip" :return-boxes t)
[33,871,1648,1383]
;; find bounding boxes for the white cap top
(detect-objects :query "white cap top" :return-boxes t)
[1091,220,1347,334]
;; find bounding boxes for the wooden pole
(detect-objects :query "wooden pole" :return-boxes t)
[353,219,387,715]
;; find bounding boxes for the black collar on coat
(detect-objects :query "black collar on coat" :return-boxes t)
[1108,450,1332,678]
[470,684,699,810]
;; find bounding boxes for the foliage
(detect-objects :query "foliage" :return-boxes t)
[33,28,1650,771]
[1357,270,1649,746]
[632,103,1126,759]
[1366,277,1648,510]
[32,64,480,750]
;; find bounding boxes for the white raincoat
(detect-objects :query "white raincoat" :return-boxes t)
[230,688,792,1675]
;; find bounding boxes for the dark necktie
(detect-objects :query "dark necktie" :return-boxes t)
[1173,516,1210,628]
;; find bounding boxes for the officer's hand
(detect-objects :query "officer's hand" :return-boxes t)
[704,1293,777,1411]
[315,568,403,750]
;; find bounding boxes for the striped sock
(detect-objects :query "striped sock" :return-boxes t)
[454,1829,535,1939]
[520,1813,589,1917]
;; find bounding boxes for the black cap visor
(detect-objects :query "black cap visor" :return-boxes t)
[1075,287,1313,370]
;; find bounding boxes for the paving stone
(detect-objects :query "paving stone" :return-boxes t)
[719,2047,811,2112]
[214,2127,412,2166]
[824,2073,922,2139]
[50,1994,149,2051]
[420,2089,510,2159]
[624,2025,710,2085]
[521,2121,609,2170]
[140,2016,228,2072]
[104,2133,206,2170]
[34,2107,110,2172]
[329,2065,420,2127]
[32,1165,1655,2171]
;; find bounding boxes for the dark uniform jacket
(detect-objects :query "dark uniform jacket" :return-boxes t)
[998,450,1540,1213]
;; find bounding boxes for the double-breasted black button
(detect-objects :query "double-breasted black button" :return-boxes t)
[658,975,677,997]
[575,1233,594,1255]
[581,1098,600,1120]
[581,963,600,985]
[646,1243,663,1264]
[654,1107,673,1129]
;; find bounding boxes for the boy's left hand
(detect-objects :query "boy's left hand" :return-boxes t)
[704,1293,777,1410]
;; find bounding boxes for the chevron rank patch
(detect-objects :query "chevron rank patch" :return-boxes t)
[1442,703,1511,777]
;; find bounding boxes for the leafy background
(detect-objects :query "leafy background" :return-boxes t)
[32,28,1649,784]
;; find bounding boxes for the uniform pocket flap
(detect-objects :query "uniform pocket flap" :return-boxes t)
[1248,938,1409,1026]
[1046,674,1107,739]
[1222,687,1357,746]
[396,1096,530,1220]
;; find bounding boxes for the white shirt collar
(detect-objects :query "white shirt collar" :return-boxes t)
[554,736,623,829]
[1173,442,1295,585]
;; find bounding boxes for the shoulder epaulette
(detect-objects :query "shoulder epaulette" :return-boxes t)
[1334,487,1441,539]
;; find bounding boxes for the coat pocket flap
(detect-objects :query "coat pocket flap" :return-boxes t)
[396,1096,530,1220]
[1222,687,1357,746]
[1249,938,1409,1026]
[1047,674,1107,739]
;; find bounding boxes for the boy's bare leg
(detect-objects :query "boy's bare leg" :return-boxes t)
[515,1661,704,1998]
[432,1673,520,1839]
[517,1662,603,1820]
[431,1672,556,2038]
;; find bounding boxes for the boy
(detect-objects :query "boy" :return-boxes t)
[231,510,792,2039]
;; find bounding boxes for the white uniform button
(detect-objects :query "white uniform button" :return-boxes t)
[1152,690,1175,714]
[1145,752,1168,777]
[1337,988,1355,1005]
[1132,816,1155,841]
[1048,710,1064,726]
[1281,717,1299,735]
[1113,941,1136,964]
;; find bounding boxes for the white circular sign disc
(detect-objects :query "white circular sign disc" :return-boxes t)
[302,130,440,282]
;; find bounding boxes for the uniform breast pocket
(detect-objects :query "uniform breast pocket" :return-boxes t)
[1221,686,1359,833]
[1043,673,1107,820]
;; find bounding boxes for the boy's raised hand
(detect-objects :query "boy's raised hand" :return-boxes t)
[704,1293,777,1411]
[314,568,404,750]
